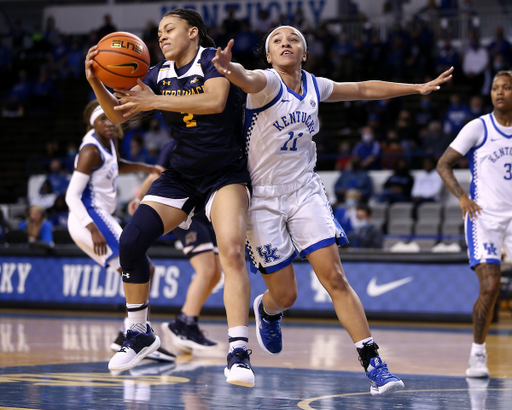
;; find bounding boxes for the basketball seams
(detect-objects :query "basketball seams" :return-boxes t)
[95,50,151,66]
[97,32,144,46]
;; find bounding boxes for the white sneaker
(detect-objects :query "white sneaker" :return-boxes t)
[466,352,489,378]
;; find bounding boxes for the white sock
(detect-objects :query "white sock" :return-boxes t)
[228,325,249,352]
[126,301,148,333]
[354,337,374,349]
[471,342,486,356]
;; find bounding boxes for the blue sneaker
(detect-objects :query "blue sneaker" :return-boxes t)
[366,356,405,395]
[108,324,161,371]
[224,348,255,388]
[253,294,283,355]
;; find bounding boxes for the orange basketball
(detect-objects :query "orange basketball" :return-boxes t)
[92,32,150,89]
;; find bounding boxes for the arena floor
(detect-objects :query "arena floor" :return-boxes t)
[0,309,511,409]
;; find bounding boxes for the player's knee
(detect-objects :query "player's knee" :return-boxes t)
[272,289,297,311]
[323,269,350,294]
[219,244,245,269]
[119,223,151,283]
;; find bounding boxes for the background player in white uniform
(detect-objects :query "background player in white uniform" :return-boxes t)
[65,100,174,363]
[213,25,452,395]
[437,71,512,378]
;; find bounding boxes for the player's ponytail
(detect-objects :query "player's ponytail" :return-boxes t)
[165,8,216,48]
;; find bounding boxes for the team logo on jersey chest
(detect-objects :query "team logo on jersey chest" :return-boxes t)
[310,100,316,107]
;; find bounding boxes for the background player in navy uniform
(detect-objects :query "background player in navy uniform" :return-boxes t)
[85,9,255,386]
[128,139,220,353]
[66,100,175,364]
[213,25,452,395]
[437,70,512,378]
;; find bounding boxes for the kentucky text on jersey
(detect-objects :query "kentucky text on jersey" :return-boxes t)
[487,146,512,163]
[272,110,316,134]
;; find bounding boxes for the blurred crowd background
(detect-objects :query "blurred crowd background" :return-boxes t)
[0,0,511,249]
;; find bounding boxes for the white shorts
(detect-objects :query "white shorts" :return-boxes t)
[68,209,122,270]
[246,173,347,274]
[465,210,512,268]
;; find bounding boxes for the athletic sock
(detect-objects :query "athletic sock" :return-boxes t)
[228,325,249,352]
[178,312,198,326]
[471,342,486,355]
[126,300,149,334]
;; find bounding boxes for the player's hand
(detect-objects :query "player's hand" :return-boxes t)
[459,194,482,221]
[128,198,141,216]
[148,165,162,176]
[90,228,108,255]
[212,39,234,75]
[113,79,155,117]
[85,45,99,81]
[418,67,454,95]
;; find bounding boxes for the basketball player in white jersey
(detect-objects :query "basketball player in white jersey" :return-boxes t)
[65,100,175,363]
[213,25,452,395]
[437,71,512,378]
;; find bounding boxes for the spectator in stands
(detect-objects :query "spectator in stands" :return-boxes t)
[48,194,69,230]
[435,38,460,78]
[379,158,414,204]
[232,19,260,68]
[254,10,272,34]
[347,205,384,249]
[462,35,489,95]
[468,95,486,120]
[381,129,405,170]
[415,95,438,131]
[352,126,381,170]
[42,16,60,48]
[97,14,117,40]
[444,94,471,137]
[18,205,53,245]
[32,67,54,115]
[222,7,241,39]
[30,180,57,210]
[62,142,78,173]
[0,209,10,244]
[127,133,151,163]
[439,0,459,16]
[46,159,70,196]
[335,141,352,171]
[411,156,444,209]
[422,120,452,158]
[49,34,69,79]
[3,69,31,117]
[334,189,361,234]
[334,157,373,204]
[66,38,85,79]
[144,117,172,154]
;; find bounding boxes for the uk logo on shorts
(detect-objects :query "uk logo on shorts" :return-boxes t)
[257,244,281,263]
[484,242,497,256]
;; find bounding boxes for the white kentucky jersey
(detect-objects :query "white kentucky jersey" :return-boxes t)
[74,129,118,214]
[450,113,512,216]
[245,69,333,196]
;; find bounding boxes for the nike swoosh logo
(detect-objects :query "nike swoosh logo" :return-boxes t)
[282,99,291,103]
[491,138,501,141]
[366,276,413,297]
[108,62,139,73]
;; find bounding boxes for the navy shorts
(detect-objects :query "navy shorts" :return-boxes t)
[145,158,251,216]
[173,209,217,257]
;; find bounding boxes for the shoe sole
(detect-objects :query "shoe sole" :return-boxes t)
[160,322,217,353]
[108,335,161,372]
[466,369,489,378]
[370,380,405,396]
[224,366,255,388]
[253,294,281,355]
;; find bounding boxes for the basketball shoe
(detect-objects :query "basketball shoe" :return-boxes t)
[161,320,217,353]
[253,294,283,355]
[466,352,489,378]
[108,324,160,371]
[224,348,255,388]
[365,356,405,395]
[110,331,176,362]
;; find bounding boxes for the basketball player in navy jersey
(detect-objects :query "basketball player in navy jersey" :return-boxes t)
[437,71,512,378]
[213,26,452,395]
[85,9,254,386]
[127,139,221,353]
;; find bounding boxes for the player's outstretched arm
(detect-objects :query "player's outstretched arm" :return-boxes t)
[325,67,454,102]
[212,39,267,94]
[437,146,482,221]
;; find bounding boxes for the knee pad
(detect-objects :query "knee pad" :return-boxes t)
[119,204,164,284]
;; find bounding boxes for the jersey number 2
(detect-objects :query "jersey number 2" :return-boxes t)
[182,113,197,128]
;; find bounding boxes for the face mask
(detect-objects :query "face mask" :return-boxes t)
[362,133,374,143]
[352,218,368,229]
[67,149,77,156]
[346,199,358,207]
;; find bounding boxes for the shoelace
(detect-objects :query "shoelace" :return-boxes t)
[262,318,281,342]
[370,362,396,381]
[231,348,253,369]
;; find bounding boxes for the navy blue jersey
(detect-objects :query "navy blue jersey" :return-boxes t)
[143,47,246,179]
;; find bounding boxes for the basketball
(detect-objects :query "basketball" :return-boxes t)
[92,31,150,89]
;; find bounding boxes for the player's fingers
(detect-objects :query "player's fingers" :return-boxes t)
[227,39,234,51]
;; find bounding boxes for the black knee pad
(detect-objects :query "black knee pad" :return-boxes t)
[119,204,164,284]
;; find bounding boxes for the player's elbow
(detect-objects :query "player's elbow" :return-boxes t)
[210,99,227,114]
